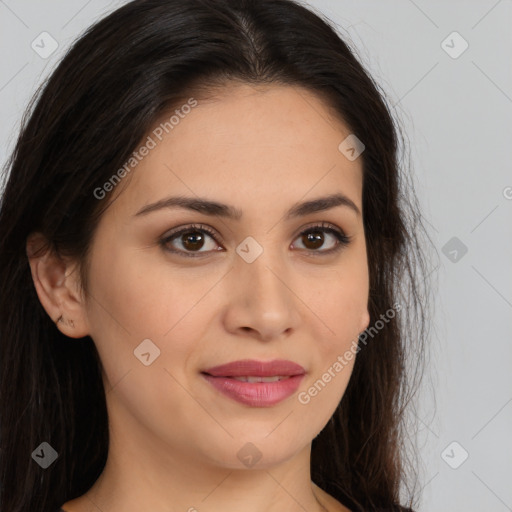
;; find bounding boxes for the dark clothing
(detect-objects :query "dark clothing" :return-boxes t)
[335,490,414,512]
[56,507,414,511]
[56,505,414,511]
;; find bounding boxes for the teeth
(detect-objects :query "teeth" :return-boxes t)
[231,376,290,383]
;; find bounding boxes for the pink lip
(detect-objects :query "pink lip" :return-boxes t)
[203,359,306,377]
[201,359,306,407]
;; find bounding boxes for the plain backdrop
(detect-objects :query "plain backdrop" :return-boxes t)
[1,1,511,511]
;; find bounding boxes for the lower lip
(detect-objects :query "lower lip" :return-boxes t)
[201,374,305,407]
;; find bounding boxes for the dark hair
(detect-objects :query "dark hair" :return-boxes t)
[0,1,434,510]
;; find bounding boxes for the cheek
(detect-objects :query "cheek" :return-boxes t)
[297,262,367,415]
[87,243,220,337]
[84,249,208,435]
[85,245,223,384]
[326,287,367,350]
[312,262,368,344]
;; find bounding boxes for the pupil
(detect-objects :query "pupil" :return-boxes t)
[179,230,325,252]
[183,231,204,250]
[305,231,323,249]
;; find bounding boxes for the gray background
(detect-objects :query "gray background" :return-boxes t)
[1,1,511,511]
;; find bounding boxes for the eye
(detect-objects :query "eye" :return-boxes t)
[159,223,222,258]
[159,222,351,258]
[291,222,351,255]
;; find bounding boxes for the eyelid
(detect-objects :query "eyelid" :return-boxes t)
[159,221,351,257]
[292,221,349,241]
[162,223,220,242]
[291,221,352,255]
[159,223,222,257]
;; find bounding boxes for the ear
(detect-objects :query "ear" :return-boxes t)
[26,232,90,338]
[359,309,370,334]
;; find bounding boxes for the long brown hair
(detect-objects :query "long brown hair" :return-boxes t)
[0,1,434,510]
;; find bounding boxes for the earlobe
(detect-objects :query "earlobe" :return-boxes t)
[26,232,89,338]
[360,310,370,334]
[55,315,75,329]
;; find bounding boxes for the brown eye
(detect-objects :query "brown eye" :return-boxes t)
[160,222,351,259]
[180,230,207,251]
[301,230,325,250]
[292,223,351,254]
[160,224,222,257]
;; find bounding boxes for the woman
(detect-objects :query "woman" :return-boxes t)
[0,0,433,511]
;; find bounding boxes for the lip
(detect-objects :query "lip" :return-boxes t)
[201,359,306,407]
[203,359,306,378]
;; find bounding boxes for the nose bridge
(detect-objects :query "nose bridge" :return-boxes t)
[226,240,301,339]
[245,251,287,302]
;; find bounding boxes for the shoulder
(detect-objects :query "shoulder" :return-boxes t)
[312,482,352,512]
[311,483,415,512]
[373,507,415,512]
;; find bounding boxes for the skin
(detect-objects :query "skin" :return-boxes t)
[27,83,370,512]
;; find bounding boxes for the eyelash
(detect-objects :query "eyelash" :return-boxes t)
[159,222,352,258]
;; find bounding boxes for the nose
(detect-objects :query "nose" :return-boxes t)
[222,250,302,342]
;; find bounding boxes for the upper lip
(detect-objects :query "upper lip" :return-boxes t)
[202,359,306,377]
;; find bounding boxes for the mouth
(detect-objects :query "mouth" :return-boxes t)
[202,358,306,378]
[212,375,292,382]
[200,359,306,407]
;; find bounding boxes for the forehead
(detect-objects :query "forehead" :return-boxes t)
[109,83,363,218]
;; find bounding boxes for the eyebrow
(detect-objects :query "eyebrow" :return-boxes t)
[133,192,361,220]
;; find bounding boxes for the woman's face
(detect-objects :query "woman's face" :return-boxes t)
[82,83,370,469]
